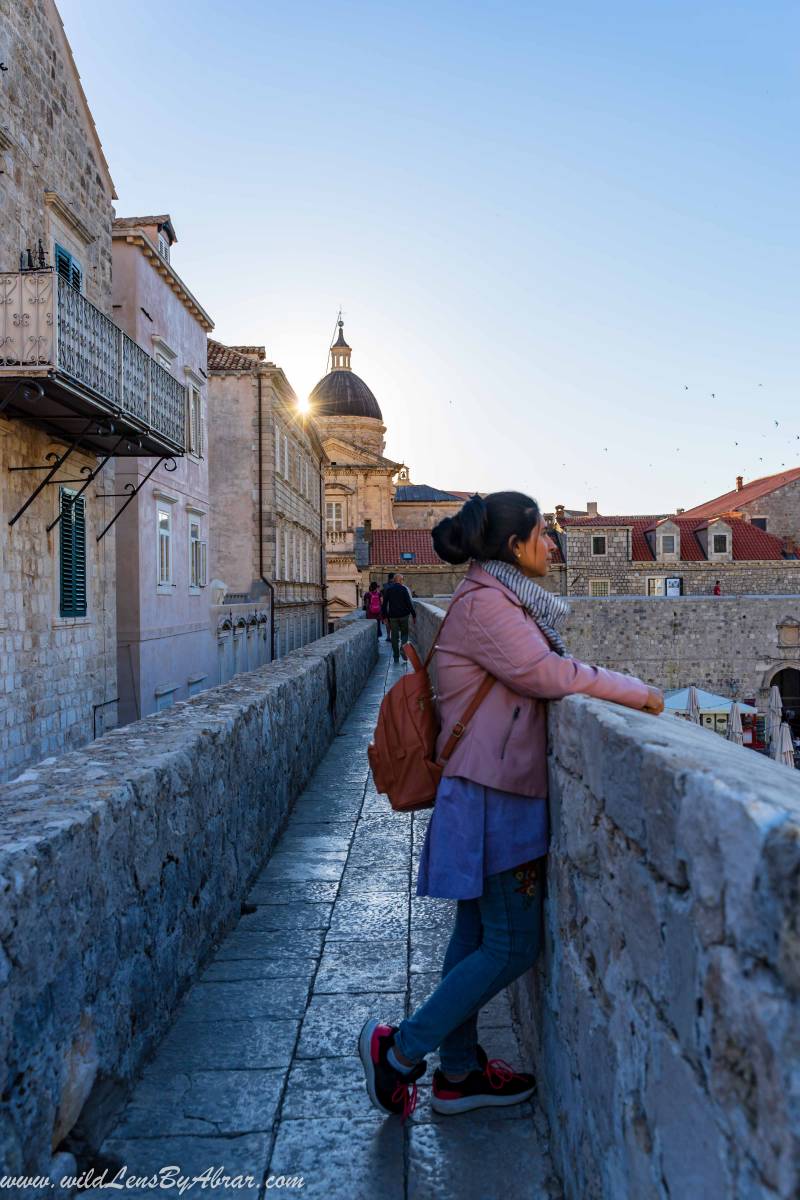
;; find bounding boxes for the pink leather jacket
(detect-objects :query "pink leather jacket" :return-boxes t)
[434,563,651,797]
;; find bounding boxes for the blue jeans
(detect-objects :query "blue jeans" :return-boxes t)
[394,859,544,1074]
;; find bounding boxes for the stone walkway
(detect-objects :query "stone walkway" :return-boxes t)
[99,639,561,1199]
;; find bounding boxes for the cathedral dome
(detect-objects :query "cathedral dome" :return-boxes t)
[309,319,383,422]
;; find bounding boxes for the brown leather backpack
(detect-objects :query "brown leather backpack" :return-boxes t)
[367,589,494,812]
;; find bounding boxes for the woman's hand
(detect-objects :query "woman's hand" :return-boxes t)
[641,686,665,715]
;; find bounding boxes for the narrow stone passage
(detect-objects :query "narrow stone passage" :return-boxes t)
[100,640,562,1199]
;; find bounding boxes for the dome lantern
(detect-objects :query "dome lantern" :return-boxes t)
[331,316,351,371]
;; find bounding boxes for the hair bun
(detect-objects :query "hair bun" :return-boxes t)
[432,494,488,564]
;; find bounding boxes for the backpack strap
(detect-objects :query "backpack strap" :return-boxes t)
[421,582,495,763]
[439,673,496,763]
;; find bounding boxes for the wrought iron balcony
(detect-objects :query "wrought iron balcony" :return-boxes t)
[0,270,185,457]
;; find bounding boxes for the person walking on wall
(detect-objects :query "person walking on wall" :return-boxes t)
[359,492,664,1119]
[382,572,416,664]
[363,581,384,639]
[713,580,722,595]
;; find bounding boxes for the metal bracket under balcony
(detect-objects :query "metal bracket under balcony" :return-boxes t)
[0,270,186,458]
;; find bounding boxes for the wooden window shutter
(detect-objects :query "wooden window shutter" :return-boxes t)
[59,488,87,618]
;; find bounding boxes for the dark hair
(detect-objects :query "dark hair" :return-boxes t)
[369,581,379,590]
[432,491,541,566]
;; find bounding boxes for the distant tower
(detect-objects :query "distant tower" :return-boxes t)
[330,316,352,371]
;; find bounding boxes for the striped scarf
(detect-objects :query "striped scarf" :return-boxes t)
[479,559,571,657]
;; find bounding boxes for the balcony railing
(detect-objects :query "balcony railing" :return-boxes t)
[0,270,185,452]
[326,530,354,552]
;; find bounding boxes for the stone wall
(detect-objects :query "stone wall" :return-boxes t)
[0,621,377,1177]
[737,476,800,542]
[412,601,800,1199]
[0,420,118,782]
[416,592,800,703]
[564,527,800,596]
[563,594,800,700]
[0,0,115,307]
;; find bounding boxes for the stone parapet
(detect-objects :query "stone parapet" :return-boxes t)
[0,621,377,1177]
[413,600,800,1199]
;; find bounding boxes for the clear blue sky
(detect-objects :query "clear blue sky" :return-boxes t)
[59,0,799,514]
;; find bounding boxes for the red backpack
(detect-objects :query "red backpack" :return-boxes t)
[367,588,494,811]
[366,590,382,616]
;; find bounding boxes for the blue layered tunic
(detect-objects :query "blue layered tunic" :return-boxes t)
[416,775,549,900]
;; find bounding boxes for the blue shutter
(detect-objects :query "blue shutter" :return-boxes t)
[59,488,87,618]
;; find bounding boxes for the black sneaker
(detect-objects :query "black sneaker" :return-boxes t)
[431,1046,536,1114]
[358,1019,427,1121]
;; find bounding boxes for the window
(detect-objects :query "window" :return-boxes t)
[54,243,82,291]
[157,233,170,262]
[751,517,768,531]
[304,460,309,497]
[157,508,172,588]
[661,535,676,554]
[155,685,178,711]
[589,580,610,597]
[712,534,728,554]
[326,502,343,532]
[156,352,171,371]
[59,488,87,617]
[283,434,289,479]
[187,385,203,456]
[591,535,607,556]
[305,536,310,580]
[189,521,207,590]
[275,424,281,474]
[187,675,207,698]
[283,527,290,580]
[647,578,665,596]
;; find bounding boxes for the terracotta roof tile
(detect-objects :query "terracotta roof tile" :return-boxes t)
[370,528,564,566]
[207,339,260,373]
[562,515,784,562]
[681,467,800,519]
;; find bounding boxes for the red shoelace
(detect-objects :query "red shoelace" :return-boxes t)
[391,1078,419,1123]
[484,1057,527,1090]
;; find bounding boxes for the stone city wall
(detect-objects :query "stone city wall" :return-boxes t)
[0,621,377,1178]
[416,591,800,701]
[564,594,800,699]
[413,601,800,1200]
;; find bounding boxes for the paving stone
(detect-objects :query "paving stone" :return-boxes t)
[111,1068,285,1137]
[144,1017,299,1074]
[281,1056,374,1122]
[199,957,318,984]
[315,939,408,993]
[269,1116,404,1200]
[338,868,409,897]
[327,895,408,940]
[99,1132,267,1198]
[290,803,363,825]
[408,1120,561,1199]
[410,929,453,973]
[246,880,339,905]
[178,978,309,1022]
[297,992,405,1058]
[411,896,457,933]
[237,903,333,931]
[258,855,346,882]
[213,929,325,961]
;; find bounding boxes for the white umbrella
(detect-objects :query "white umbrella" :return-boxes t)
[767,685,784,753]
[686,686,701,725]
[727,702,744,746]
[773,722,796,768]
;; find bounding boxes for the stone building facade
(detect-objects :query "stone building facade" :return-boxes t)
[0,0,120,780]
[207,341,326,658]
[680,468,800,543]
[558,514,800,597]
[392,481,464,530]
[111,216,217,723]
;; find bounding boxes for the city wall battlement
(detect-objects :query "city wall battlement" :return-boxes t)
[0,622,377,1178]
[415,599,800,1199]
